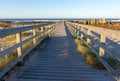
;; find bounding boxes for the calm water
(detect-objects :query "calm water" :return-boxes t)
[0,18,120,29]
[0,18,120,22]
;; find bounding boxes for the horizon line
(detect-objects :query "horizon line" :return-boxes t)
[0,17,120,19]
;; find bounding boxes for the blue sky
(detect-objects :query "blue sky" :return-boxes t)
[0,0,120,18]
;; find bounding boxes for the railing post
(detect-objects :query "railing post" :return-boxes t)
[79,26,82,39]
[77,26,80,39]
[33,28,36,44]
[51,26,54,34]
[73,26,76,37]
[99,34,106,57]
[99,47,105,57]
[87,27,91,44]
[45,26,48,35]
[71,26,74,35]
[41,27,44,32]
[41,27,44,36]
[81,34,84,39]
[100,34,106,44]
[74,26,76,37]
[87,27,91,35]
[16,33,22,57]
[48,26,51,36]
[80,27,84,38]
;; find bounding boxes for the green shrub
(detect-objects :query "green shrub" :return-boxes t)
[74,37,105,69]
[75,38,105,69]
[104,56,119,68]
[85,52,105,69]
[77,44,90,55]
[74,38,83,45]
[82,36,87,41]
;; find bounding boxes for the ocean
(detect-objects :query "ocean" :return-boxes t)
[0,18,120,29]
[0,18,120,22]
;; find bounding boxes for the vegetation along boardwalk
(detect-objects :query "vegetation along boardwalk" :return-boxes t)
[8,21,110,81]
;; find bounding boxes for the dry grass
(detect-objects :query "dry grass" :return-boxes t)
[0,35,16,51]
[0,31,34,51]
[74,20,120,30]
[22,40,33,53]
[0,22,51,71]
[22,30,33,41]
[0,35,46,70]
[0,30,45,70]
[2,35,16,42]
[0,49,17,70]
[94,23,120,30]
[0,39,34,70]
[0,21,11,27]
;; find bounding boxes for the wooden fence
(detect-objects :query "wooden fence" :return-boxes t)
[66,21,120,81]
[0,23,58,78]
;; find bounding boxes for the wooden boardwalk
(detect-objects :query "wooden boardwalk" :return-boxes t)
[8,22,109,81]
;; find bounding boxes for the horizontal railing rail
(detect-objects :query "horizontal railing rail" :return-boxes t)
[66,21,120,81]
[0,23,51,38]
[0,22,58,78]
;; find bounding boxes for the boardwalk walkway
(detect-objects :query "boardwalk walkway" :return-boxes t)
[8,22,109,81]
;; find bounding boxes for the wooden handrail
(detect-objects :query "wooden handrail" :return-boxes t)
[0,24,52,38]
[66,21,120,81]
[0,23,58,78]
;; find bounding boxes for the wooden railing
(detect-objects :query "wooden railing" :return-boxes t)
[0,23,58,78]
[66,21,120,81]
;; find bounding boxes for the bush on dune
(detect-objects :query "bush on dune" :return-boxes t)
[77,44,90,55]
[85,52,105,69]
[74,38,83,45]
[74,38,105,69]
